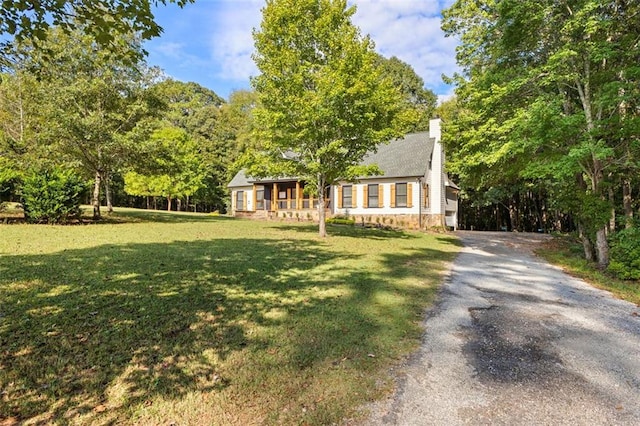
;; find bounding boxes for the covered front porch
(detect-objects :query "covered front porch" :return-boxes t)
[250,180,331,217]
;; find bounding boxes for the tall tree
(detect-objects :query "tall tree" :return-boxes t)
[152,79,225,131]
[251,0,409,237]
[377,55,437,131]
[442,0,640,267]
[0,72,38,195]
[124,126,205,211]
[152,79,232,211]
[215,90,258,183]
[0,0,193,68]
[19,28,161,219]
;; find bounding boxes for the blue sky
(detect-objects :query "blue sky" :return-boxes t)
[145,0,459,102]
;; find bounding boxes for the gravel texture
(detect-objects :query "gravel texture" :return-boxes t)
[362,231,640,425]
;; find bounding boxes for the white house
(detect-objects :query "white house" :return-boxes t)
[227,118,458,230]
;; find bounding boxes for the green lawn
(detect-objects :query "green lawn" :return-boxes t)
[537,236,640,306]
[0,208,461,425]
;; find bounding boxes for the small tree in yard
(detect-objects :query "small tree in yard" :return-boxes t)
[250,0,410,237]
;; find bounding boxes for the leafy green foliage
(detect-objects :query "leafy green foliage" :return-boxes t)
[20,167,86,223]
[0,156,20,196]
[0,0,194,68]
[537,237,640,305]
[214,90,258,182]
[608,225,640,280]
[0,72,52,174]
[152,79,224,131]
[17,27,162,218]
[124,127,205,210]
[441,0,640,265]
[326,217,355,226]
[251,0,410,236]
[151,79,237,212]
[376,55,437,131]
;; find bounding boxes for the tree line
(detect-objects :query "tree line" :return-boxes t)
[1,7,436,223]
[440,0,640,271]
[0,26,255,218]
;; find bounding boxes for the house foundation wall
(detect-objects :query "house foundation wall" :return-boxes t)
[235,210,448,230]
[348,213,446,230]
[236,209,328,222]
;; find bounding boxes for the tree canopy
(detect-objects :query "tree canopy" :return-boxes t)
[15,27,162,218]
[0,0,193,67]
[376,55,437,132]
[124,126,205,211]
[250,0,410,237]
[441,0,640,267]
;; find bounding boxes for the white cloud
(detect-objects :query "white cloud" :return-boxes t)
[208,0,262,83]
[437,90,456,106]
[150,0,460,97]
[153,41,185,59]
[351,0,460,94]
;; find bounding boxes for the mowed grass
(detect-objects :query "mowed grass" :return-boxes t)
[537,236,640,306]
[0,208,461,425]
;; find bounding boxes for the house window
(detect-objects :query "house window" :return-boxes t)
[256,189,264,210]
[342,185,352,209]
[368,184,379,208]
[235,191,244,211]
[395,183,407,207]
[278,189,287,209]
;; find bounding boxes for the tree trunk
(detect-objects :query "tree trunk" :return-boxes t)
[508,198,518,231]
[623,178,633,229]
[146,196,150,210]
[105,173,113,213]
[177,198,182,211]
[578,222,595,263]
[167,195,172,211]
[92,170,102,220]
[534,191,544,232]
[595,226,609,268]
[317,177,327,238]
[576,65,611,267]
[608,187,615,233]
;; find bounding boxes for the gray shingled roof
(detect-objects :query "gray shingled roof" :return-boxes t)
[227,169,251,187]
[228,132,434,188]
[360,131,433,179]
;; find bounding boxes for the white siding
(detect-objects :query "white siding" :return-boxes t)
[232,186,253,212]
[429,118,444,216]
[332,179,421,216]
[246,189,254,211]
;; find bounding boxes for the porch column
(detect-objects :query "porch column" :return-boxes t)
[295,181,301,210]
[272,183,278,211]
[252,184,257,211]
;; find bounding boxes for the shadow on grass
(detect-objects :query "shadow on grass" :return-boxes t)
[436,235,464,247]
[272,223,418,240]
[1,208,232,225]
[0,234,452,423]
[101,208,235,224]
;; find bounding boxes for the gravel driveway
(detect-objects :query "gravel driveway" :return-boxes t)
[364,231,640,425]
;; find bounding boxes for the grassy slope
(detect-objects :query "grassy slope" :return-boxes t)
[537,236,640,306]
[0,208,461,425]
